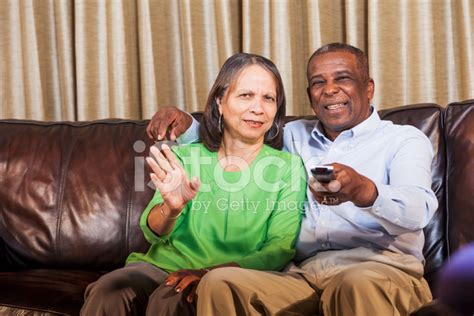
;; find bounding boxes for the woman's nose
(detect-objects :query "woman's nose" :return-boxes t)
[249,98,265,113]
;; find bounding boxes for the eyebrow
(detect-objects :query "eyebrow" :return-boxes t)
[234,89,276,95]
[333,70,353,76]
[309,70,354,81]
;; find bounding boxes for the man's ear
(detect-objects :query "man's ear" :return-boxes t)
[306,86,312,103]
[367,78,375,101]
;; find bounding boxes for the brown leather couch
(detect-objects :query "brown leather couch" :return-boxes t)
[0,100,473,315]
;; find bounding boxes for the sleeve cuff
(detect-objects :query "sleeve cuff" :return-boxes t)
[140,198,172,244]
[177,114,200,145]
[368,182,403,226]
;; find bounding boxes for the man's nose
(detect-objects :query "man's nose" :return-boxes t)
[323,82,339,95]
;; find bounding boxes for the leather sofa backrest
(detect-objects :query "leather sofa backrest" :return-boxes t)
[0,120,153,270]
[1,101,472,285]
[444,100,474,254]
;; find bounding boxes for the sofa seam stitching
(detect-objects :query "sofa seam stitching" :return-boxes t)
[125,173,134,260]
[54,135,76,264]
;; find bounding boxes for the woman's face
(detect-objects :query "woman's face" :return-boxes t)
[218,65,278,145]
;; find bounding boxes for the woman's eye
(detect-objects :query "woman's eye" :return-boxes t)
[240,93,251,98]
[265,95,276,102]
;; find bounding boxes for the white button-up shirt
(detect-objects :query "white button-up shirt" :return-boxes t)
[283,109,438,264]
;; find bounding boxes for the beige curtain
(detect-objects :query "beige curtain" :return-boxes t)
[0,0,473,120]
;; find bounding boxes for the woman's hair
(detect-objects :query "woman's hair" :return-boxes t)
[200,53,286,151]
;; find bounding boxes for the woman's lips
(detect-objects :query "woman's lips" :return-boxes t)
[244,119,264,128]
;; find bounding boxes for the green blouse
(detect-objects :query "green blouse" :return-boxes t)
[127,143,306,272]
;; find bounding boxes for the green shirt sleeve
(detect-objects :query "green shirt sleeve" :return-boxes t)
[234,155,307,271]
[139,190,171,243]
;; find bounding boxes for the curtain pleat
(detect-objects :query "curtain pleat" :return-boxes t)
[0,0,473,120]
[75,0,140,120]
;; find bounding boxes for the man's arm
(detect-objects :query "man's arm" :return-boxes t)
[309,129,438,236]
[366,131,438,235]
[147,106,198,143]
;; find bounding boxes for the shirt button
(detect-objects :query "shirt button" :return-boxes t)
[321,242,329,249]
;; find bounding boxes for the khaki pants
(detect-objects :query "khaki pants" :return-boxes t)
[196,249,432,316]
[80,262,194,316]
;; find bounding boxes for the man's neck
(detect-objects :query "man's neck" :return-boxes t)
[322,107,373,141]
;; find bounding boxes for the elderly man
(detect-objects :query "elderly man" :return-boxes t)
[146,43,438,315]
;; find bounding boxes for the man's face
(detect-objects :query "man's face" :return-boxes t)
[306,51,374,140]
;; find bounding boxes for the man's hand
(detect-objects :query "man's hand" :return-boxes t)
[309,163,378,207]
[147,106,193,141]
[164,269,208,303]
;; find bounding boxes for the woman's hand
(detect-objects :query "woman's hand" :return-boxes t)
[146,144,200,214]
[165,269,208,303]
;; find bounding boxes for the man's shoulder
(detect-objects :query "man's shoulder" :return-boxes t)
[379,119,429,141]
[285,118,317,128]
[284,118,317,136]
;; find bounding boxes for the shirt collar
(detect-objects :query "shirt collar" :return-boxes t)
[311,106,381,142]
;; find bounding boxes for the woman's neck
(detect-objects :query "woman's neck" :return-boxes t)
[218,135,264,171]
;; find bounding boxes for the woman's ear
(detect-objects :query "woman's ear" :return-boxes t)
[216,98,222,115]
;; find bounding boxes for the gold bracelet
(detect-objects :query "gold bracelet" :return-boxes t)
[159,204,181,220]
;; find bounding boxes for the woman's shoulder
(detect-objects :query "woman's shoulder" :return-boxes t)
[261,145,305,175]
[169,143,214,166]
[262,144,303,163]
[171,142,210,156]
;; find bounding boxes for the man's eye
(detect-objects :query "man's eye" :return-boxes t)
[336,76,351,81]
[311,80,324,86]
[240,93,252,98]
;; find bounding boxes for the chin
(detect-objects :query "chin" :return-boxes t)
[240,133,266,144]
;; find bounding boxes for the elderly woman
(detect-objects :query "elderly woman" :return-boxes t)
[80,53,306,315]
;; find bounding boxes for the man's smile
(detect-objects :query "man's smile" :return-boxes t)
[322,101,349,112]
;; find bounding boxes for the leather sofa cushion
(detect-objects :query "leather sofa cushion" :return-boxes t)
[0,269,102,315]
[0,120,154,270]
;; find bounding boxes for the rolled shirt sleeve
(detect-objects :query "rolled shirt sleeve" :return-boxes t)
[368,130,438,235]
[176,114,200,145]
